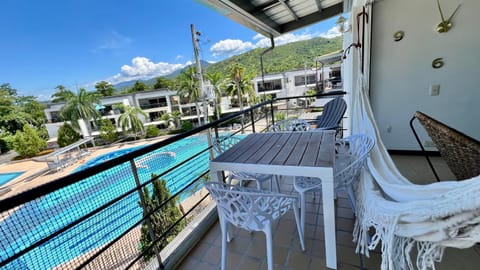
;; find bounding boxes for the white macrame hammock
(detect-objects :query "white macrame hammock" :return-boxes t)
[349,1,480,269]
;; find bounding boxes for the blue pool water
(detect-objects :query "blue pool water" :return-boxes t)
[0,172,24,187]
[0,135,220,269]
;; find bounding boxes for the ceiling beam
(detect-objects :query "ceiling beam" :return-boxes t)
[314,0,323,11]
[229,0,281,32]
[278,0,299,21]
[280,2,343,33]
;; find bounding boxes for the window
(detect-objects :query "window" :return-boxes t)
[50,111,61,123]
[257,79,282,92]
[139,97,167,109]
[294,74,317,86]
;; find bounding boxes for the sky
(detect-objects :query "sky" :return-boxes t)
[0,0,341,101]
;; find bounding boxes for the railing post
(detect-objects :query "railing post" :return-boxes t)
[270,100,275,126]
[286,99,289,119]
[250,110,256,133]
[206,127,215,160]
[130,160,163,267]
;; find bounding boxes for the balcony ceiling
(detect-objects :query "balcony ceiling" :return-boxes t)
[197,0,344,37]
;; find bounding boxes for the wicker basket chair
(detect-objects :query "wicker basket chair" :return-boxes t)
[410,111,480,181]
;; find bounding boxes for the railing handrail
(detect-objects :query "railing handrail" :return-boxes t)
[0,100,271,212]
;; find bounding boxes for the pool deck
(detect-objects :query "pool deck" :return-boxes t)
[0,135,175,200]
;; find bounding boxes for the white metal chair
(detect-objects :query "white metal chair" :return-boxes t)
[268,119,311,132]
[293,134,375,232]
[213,136,280,191]
[204,182,305,270]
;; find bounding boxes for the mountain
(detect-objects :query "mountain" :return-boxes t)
[113,60,211,90]
[205,36,342,76]
[113,36,342,90]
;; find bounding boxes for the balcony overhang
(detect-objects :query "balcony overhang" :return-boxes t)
[196,0,344,38]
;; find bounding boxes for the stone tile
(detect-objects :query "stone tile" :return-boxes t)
[175,154,480,270]
[203,245,222,265]
[309,256,328,270]
[286,250,310,269]
[225,250,243,270]
[188,242,211,260]
[239,256,263,270]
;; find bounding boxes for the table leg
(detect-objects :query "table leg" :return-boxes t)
[321,173,337,269]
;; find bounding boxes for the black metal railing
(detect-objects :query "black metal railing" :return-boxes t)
[0,93,345,270]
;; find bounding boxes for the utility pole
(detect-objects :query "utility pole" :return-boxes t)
[191,24,214,159]
[190,24,207,126]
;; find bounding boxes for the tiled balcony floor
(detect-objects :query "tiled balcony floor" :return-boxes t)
[176,155,480,270]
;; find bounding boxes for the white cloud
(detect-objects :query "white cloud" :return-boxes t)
[105,57,190,84]
[175,55,184,60]
[210,27,341,58]
[319,26,342,39]
[210,39,255,57]
[255,32,314,48]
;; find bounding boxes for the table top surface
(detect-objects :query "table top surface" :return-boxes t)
[212,131,335,168]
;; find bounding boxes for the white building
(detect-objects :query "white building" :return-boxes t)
[252,64,342,102]
[44,89,213,139]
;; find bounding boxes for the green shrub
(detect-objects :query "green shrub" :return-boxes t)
[13,124,47,158]
[274,112,286,121]
[57,123,81,147]
[0,134,15,153]
[181,121,193,131]
[138,176,186,261]
[99,119,118,143]
[145,125,160,138]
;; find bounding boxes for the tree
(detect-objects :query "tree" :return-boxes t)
[99,119,118,143]
[176,66,202,125]
[0,85,44,134]
[13,124,47,158]
[57,123,81,147]
[16,95,47,126]
[206,71,224,120]
[51,85,74,103]
[95,81,115,97]
[153,77,172,89]
[138,177,185,260]
[115,104,147,139]
[145,125,160,138]
[130,81,148,92]
[170,111,182,129]
[60,88,101,134]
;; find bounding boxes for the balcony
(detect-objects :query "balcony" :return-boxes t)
[177,155,480,270]
[1,93,479,270]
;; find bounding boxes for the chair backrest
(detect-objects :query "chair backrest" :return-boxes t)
[413,111,480,180]
[334,134,375,189]
[213,136,242,155]
[316,97,347,130]
[268,119,311,132]
[204,182,297,231]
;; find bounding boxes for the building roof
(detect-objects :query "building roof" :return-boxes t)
[196,0,344,37]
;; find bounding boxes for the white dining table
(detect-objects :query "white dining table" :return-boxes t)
[210,130,337,269]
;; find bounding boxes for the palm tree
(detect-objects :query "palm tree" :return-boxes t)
[116,104,147,140]
[51,85,74,103]
[206,71,224,120]
[170,110,182,128]
[60,88,101,136]
[176,66,202,125]
[225,63,255,108]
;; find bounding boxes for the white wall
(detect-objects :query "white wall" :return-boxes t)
[370,0,480,150]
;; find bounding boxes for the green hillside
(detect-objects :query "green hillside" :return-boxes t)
[205,36,342,76]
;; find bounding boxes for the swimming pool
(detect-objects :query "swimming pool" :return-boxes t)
[0,135,219,269]
[0,172,24,187]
